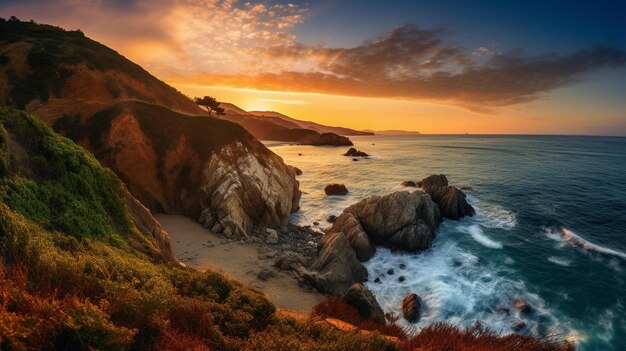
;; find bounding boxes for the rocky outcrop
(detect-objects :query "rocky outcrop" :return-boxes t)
[222,115,353,146]
[302,232,368,295]
[417,174,475,220]
[344,148,369,157]
[314,132,353,146]
[401,292,422,322]
[325,184,349,196]
[344,283,386,324]
[90,102,301,240]
[198,142,301,238]
[329,191,440,261]
[401,180,416,187]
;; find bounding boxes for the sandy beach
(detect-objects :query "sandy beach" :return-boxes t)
[155,214,325,313]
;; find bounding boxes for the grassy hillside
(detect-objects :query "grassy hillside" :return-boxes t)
[0,18,200,114]
[0,108,396,350]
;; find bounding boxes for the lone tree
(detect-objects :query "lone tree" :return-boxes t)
[194,96,223,116]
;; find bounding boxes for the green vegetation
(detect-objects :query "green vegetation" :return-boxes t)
[0,108,395,350]
[0,108,131,241]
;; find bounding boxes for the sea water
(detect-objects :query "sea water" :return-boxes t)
[268,135,626,351]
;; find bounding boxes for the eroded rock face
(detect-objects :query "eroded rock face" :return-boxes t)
[198,142,301,238]
[329,191,440,260]
[95,109,301,240]
[417,174,475,220]
[344,283,386,324]
[303,232,368,295]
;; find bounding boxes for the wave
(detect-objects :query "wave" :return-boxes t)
[475,204,517,230]
[460,224,503,249]
[363,236,563,337]
[545,227,626,261]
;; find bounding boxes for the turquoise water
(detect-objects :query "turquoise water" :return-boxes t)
[268,135,626,350]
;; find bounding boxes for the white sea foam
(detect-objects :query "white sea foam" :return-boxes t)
[545,227,626,261]
[475,204,518,230]
[363,233,562,337]
[547,256,572,267]
[460,224,503,249]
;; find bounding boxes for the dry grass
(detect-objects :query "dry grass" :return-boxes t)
[311,296,406,339]
[311,297,576,351]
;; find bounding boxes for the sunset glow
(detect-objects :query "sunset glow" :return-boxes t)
[3,0,625,135]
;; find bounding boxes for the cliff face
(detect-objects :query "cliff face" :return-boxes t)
[0,21,301,237]
[73,101,301,237]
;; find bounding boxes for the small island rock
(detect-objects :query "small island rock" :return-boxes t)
[325,184,349,196]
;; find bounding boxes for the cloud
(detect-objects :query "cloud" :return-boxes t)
[3,2,625,110]
[186,25,626,110]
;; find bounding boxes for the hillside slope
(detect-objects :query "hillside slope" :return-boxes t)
[249,110,374,136]
[0,19,300,237]
[0,108,397,350]
[223,114,353,146]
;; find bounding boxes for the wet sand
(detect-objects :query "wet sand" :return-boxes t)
[155,214,325,313]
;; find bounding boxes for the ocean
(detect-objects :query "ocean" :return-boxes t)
[268,134,626,351]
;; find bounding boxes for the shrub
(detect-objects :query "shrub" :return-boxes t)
[312,297,406,339]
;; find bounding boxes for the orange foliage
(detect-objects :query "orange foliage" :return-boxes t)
[311,296,406,339]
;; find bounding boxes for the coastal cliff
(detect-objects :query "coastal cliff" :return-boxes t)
[0,20,301,237]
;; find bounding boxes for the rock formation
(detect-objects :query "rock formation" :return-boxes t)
[401,180,417,187]
[401,292,422,322]
[417,174,475,220]
[325,184,349,196]
[344,284,386,324]
[344,148,369,157]
[302,232,368,295]
[329,191,440,261]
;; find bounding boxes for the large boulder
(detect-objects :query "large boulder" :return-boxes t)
[344,284,386,325]
[302,232,368,295]
[325,184,349,196]
[329,191,440,260]
[417,174,475,220]
[401,292,422,322]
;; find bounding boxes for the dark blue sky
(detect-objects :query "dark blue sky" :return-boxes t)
[292,0,626,53]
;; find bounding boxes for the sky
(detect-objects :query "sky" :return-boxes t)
[1,0,626,135]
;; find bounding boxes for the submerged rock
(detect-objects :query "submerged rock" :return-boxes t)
[344,147,369,157]
[325,184,349,196]
[344,283,386,325]
[417,174,475,220]
[329,191,440,260]
[515,298,532,314]
[401,292,422,322]
[401,180,417,187]
[302,232,368,295]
